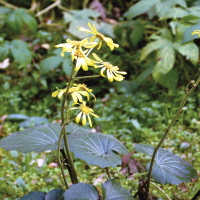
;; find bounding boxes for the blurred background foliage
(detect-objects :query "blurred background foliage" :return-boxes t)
[0,0,199,199]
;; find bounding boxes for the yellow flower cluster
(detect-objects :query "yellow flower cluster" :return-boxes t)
[53,23,127,127]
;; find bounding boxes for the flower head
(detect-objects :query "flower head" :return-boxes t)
[52,83,95,104]
[92,53,127,82]
[191,30,200,37]
[69,101,99,127]
[55,38,97,57]
[79,22,119,50]
[73,49,95,71]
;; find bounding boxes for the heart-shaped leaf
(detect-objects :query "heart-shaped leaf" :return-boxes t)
[68,131,128,168]
[135,144,197,185]
[19,191,46,200]
[0,123,84,153]
[64,183,99,200]
[102,179,135,200]
[19,189,64,200]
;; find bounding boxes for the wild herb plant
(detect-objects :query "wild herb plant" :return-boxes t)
[0,24,199,200]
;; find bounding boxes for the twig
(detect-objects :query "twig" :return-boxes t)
[0,0,18,9]
[151,182,171,200]
[145,77,200,200]
[36,0,61,17]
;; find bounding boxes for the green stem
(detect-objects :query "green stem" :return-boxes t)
[75,75,101,80]
[145,77,200,200]
[57,130,69,189]
[0,0,18,9]
[36,0,61,17]
[106,167,111,179]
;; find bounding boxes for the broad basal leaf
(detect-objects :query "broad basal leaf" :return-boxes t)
[135,144,198,185]
[102,179,135,200]
[68,131,128,168]
[19,191,46,200]
[64,183,99,200]
[0,123,83,153]
[19,189,64,200]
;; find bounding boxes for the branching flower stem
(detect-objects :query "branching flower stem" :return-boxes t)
[145,76,200,200]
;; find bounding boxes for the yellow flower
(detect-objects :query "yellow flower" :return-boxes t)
[92,53,127,82]
[52,84,95,103]
[69,101,99,127]
[191,30,200,37]
[73,49,95,71]
[55,38,97,57]
[79,22,119,50]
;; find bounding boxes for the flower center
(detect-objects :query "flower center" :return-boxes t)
[103,62,113,70]
[71,41,81,48]
[80,105,90,114]
[96,33,104,40]
[74,49,84,58]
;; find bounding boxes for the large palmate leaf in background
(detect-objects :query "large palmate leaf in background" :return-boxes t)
[64,179,135,200]
[135,144,197,185]
[68,131,128,168]
[102,179,135,200]
[124,0,160,20]
[64,183,99,200]
[0,123,84,153]
[19,189,64,200]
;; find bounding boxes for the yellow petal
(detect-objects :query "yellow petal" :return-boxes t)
[87,114,92,127]
[52,91,58,97]
[76,112,82,123]
[81,58,88,71]
[82,113,86,125]
[100,67,106,77]
[78,27,92,34]
[75,58,82,71]
[90,113,99,118]
[92,53,103,62]
[107,70,114,82]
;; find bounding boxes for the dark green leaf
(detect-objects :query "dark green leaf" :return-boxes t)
[6,8,37,34]
[130,20,145,47]
[0,44,9,61]
[45,189,65,200]
[63,183,99,200]
[135,144,198,185]
[160,7,189,20]
[19,191,46,200]
[124,0,160,20]
[0,123,84,153]
[174,42,199,65]
[152,41,175,79]
[11,48,32,66]
[102,179,135,200]
[155,68,178,89]
[63,9,100,38]
[68,131,128,168]
[39,56,62,73]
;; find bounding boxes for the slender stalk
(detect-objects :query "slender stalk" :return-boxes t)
[145,77,200,200]
[191,189,200,200]
[57,130,69,189]
[75,75,101,80]
[63,128,78,183]
[106,167,111,179]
